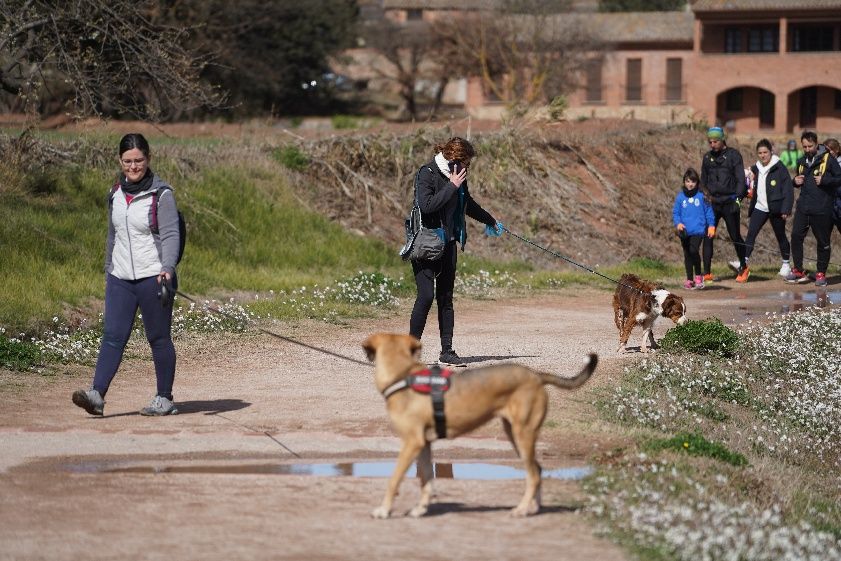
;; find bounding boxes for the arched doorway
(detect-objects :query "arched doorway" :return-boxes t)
[786,86,841,132]
[715,87,776,133]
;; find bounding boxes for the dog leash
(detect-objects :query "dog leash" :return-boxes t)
[502,226,651,296]
[174,290,370,367]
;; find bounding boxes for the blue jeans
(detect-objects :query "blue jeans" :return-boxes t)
[92,274,176,400]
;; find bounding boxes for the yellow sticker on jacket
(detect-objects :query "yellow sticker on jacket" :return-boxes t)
[770,179,776,186]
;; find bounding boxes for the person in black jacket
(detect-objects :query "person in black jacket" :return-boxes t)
[409,137,501,366]
[785,131,841,286]
[700,126,748,282]
[739,139,794,283]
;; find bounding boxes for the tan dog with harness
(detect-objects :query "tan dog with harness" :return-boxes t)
[362,333,597,518]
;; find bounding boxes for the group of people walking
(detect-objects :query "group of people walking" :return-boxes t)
[673,127,841,289]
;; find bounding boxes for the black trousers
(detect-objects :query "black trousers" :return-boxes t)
[681,235,703,280]
[790,210,833,274]
[409,241,457,351]
[744,209,790,262]
[703,201,745,274]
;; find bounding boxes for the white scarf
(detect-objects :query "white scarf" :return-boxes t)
[754,154,779,213]
[434,152,451,177]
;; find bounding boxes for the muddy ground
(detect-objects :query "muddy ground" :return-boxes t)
[0,277,837,561]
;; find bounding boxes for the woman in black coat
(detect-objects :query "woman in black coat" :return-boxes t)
[409,136,501,366]
[741,138,794,281]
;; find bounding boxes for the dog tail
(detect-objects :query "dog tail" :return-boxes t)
[540,354,597,390]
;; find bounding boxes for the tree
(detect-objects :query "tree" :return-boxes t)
[442,1,600,110]
[599,0,686,11]
[155,0,359,117]
[0,0,224,120]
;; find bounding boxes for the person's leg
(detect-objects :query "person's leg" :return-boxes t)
[702,211,722,276]
[769,214,791,262]
[688,236,703,278]
[409,260,437,341]
[137,276,176,400]
[720,202,746,267]
[811,213,833,275]
[91,275,139,397]
[743,210,769,262]
[435,242,458,352]
[789,210,809,272]
[681,236,693,280]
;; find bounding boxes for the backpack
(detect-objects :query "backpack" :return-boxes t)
[109,183,187,265]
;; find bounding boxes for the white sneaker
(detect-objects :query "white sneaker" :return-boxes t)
[728,260,741,273]
[778,263,791,277]
[139,395,178,416]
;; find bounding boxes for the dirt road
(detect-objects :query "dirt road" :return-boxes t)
[0,278,835,561]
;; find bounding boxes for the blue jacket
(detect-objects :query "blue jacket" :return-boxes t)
[673,188,715,236]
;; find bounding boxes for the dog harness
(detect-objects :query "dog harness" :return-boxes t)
[382,365,452,439]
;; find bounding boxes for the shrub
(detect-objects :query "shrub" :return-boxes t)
[548,95,567,121]
[0,332,42,371]
[275,145,309,172]
[646,432,748,466]
[660,318,739,357]
[331,115,358,129]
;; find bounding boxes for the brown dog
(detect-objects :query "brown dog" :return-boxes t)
[362,332,597,518]
[613,273,687,353]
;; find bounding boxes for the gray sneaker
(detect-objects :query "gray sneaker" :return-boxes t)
[72,389,104,416]
[140,395,178,416]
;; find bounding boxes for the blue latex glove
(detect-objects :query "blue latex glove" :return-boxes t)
[485,221,504,237]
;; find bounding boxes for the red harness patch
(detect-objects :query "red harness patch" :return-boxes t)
[408,368,452,394]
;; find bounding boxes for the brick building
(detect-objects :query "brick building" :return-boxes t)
[374,0,841,133]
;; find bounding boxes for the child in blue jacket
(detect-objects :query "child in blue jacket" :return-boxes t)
[673,168,716,289]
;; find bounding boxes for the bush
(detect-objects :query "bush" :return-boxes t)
[0,333,42,371]
[646,432,748,466]
[660,318,739,357]
[275,145,309,172]
[548,95,567,121]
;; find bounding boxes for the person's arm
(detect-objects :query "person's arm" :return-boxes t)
[780,169,794,216]
[732,150,747,199]
[104,200,115,275]
[672,195,682,228]
[464,184,496,226]
[819,154,841,189]
[416,166,456,214]
[156,189,180,276]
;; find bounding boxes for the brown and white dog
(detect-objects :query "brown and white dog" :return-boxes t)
[363,333,597,519]
[613,273,687,353]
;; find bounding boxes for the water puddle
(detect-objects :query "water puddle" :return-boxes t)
[68,461,593,480]
[733,290,839,321]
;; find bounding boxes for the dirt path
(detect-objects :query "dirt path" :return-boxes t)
[0,278,835,561]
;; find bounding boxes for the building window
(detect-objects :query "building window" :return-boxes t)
[406,9,423,21]
[725,28,741,53]
[665,58,683,103]
[759,90,775,128]
[725,89,743,112]
[625,58,642,102]
[835,89,841,111]
[585,59,603,102]
[792,26,833,51]
[748,27,777,52]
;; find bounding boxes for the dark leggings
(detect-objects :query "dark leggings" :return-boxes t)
[681,235,703,280]
[92,274,176,400]
[743,209,790,262]
[409,241,457,351]
[703,201,745,274]
[790,211,833,274]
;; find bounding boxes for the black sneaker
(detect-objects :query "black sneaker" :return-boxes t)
[72,389,104,416]
[439,348,466,367]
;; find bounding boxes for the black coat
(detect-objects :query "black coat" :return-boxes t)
[794,145,841,216]
[701,146,747,206]
[415,161,495,246]
[748,159,794,216]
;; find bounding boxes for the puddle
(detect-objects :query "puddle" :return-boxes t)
[67,461,593,480]
[733,290,839,320]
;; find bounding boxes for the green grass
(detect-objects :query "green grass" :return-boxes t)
[645,432,748,466]
[0,334,42,371]
[0,149,404,333]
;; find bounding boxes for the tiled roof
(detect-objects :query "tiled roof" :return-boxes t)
[563,11,695,43]
[692,0,841,11]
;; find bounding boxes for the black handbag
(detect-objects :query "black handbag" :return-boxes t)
[399,167,446,262]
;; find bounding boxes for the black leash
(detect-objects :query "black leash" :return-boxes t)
[174,290,370,367]
[502,226,650,296]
